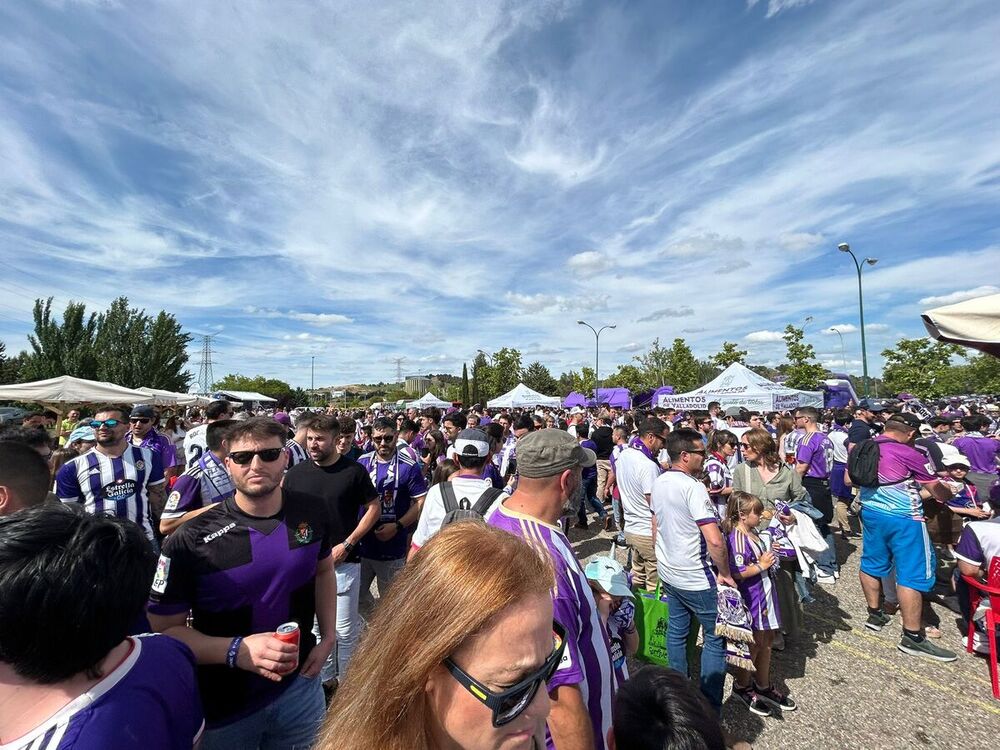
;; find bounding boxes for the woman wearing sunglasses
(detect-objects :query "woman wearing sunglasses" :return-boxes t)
[318,521,560,750]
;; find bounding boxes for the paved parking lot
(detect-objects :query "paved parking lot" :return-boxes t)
[570,525,1000,749]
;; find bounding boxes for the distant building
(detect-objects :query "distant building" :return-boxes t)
[405,375,431,395]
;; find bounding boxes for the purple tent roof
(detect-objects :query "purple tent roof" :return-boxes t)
[563,392,588,407]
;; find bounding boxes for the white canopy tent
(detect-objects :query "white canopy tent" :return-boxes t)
[656,363,824,411]
[135,387,214,407]
[487,383,562,409]
[406,392,451,409]
[922,292,1000,358]
[214,389,278,404]
[0,376,155,405]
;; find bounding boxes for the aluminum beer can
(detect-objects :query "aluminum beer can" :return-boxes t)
[275,622,300,646]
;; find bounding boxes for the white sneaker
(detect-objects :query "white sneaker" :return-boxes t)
[816,572,837,585]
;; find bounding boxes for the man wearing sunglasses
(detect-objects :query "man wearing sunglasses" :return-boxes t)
[55,407,167,547]
[148,417,336,747]
[488,429,616,750]
[126,404,181,481]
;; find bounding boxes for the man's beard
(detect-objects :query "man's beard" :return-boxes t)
[96,434,120,447]
[235,475,282,498]
[561,480,585,517]
[310,446,335,463]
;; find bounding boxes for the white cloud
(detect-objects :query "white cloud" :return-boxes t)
[824,324,858,334]
[777,231,824,252]
[918,285,1000,307]
[567,250,610,276]
[244,307,353,326]
[747,0,819,19]
[635,306,694,323]
[617,342,643,352]
[866,323,889,332]
[661,233,745,258]
[745,330,785,343]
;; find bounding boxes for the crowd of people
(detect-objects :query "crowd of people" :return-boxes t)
[0,393,997,749]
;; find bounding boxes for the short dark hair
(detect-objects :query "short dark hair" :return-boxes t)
[421,406,441,423]
[226,417,287,446]
[307,415,341,435]
[833,408,853,426]
[457,453,489,470]
[206,419,237,453]
[482,422,503,446]
[442,412,465,429]
[665,428,704,462]
[0,504,156,683]
[372,417,397,433]
[205,400,233,420]
[93,406,127,421]
[399,418,418,434]
[513,415,534,431]
[961,415,983,433]
[0,426,53,452]
[613,666,726,750]
[639,418,668,439]
[338,418,356,436]
[928,416,950,429]
[796,406,820,422]
[0,442,51,511]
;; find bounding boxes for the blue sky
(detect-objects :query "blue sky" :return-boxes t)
[1,0,998,390]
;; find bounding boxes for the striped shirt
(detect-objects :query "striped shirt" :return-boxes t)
[284,438,308,468]
[161,451,234,521]
[55,446,164,542]
[488,503,615,750]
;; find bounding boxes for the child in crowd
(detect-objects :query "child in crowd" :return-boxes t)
[584,555,637,685]
[724,491,797,717]
[942,454,992,523]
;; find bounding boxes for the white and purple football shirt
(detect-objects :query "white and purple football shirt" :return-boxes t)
[160,451,235,522]
[488,503,616,750]
[55,446,165,542]
[795,431,834,479]
[5,634,203,750]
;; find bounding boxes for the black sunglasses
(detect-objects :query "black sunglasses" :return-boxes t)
[444,621,566,727]
[228,448,285,465]
[372,435,397,443]
[129,417,152,424]
[89,419,121,429]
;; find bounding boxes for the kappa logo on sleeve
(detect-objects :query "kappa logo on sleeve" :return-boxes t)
[152,554,171,594]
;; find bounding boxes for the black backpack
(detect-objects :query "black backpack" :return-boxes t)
[440,482,505,526]
[847,438,882,488]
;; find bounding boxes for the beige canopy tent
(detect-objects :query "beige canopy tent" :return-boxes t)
[135,387,213,407]
[0,375,155,405]
[922,292,1000,358]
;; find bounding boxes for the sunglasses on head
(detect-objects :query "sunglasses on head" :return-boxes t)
[129,417,152,424]
[444,621,566,728]
[228,448,285,465]
[89,419,121,429]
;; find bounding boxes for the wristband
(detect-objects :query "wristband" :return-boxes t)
[395,521,405,533]
[343,540,355,553]
[226,636,243,669]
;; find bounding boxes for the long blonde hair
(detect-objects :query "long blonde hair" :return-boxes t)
[723,491,765,559]
[317,521,555,750]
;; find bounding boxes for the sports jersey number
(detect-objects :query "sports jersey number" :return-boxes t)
[187,443,203,467]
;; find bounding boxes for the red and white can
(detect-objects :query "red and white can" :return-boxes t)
[275,622,300,671]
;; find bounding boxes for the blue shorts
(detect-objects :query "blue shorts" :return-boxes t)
[860,508,936,592]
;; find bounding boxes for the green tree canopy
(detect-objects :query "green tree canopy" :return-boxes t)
[522,361,558,395]
[880,337,965,398]
[24,298,98,380]
[213,374,296,407]
[782,324,826,390]
[633,337,671,387]
[602,363,651,393]
[663,338,700,392]
[709,341,747,369]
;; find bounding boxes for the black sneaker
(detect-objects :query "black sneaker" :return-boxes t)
[753,683,797,712]
[732,684,772,717]
[897,634,958,662]
[865,611,891,631]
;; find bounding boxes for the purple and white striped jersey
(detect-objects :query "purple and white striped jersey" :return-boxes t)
[726,529,781,631]
[284,438,308,468]
[488,503,616,750]
[55,446,165,542]
[160,451,234,522]
[5,634,203,750]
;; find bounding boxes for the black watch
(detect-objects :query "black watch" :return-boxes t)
[395,520,406,533]
[342,540,355,553]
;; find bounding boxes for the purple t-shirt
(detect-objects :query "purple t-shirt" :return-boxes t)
[129,429,179,469]
[859,438,937,520]
[581,439,598,481]
[488,503,615,750]
[726,529,781,631]
[8,634,203,750]
[795,431,834,479]
[953,434,1000,475]
[356,450,428,560]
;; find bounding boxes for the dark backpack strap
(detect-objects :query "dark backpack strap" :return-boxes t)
[440,482,459,514]
[471,487,505,516]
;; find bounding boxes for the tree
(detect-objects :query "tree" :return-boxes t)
[24,298,98,380]
[709,341,747,369]
[603,364,651,393]
[213,374,296,408]
[0,343,26,385]
[633,337,671,386]
[965,352,1000,393]
[142,311,192,392]
[880,337,964,398]
[461,363,470,405]
[477,348,523,402]
[782,325,827,390]
[663,338,700,392]
[471,352,488,405]
[522,361,558,395]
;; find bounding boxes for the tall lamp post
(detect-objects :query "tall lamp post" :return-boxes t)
[827,328,847,371]
[837,242,878,396]
[577,320,616,401]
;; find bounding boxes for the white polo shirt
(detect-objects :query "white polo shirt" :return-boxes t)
[615,447,661,536]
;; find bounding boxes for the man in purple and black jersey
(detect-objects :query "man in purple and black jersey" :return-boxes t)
[56,406,166,546]
[127,405,181,481]
[159,419,236,536]
[793,406,838,580]
[488,429,615,750]
[356,417,428,612]
[0,504,203,750]
[148,418,335,748]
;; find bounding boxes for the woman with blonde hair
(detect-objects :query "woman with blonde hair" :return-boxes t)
[318,520,563,750]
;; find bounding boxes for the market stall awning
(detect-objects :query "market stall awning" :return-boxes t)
[0,375,155,404]
[922,292,1000,357]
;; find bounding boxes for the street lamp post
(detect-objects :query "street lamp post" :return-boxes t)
[311,356,315,391]
[828,328,847,371]
[837,242,878,397]
[577,320,616,401]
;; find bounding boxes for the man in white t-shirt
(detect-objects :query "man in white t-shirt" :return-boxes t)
[181,400,233,468]
[650,427,735,714]
[615,418,668,592]
[409,428,500,557]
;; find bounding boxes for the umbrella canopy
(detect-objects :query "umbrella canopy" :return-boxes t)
[213,390,278,403]
[135,387,213,407]
[488,383,561,409]
[406,392,452,409]
[922,292,1000,357]
[0,375,155,405]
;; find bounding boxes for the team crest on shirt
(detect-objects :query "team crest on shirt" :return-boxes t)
[102,479,137,500]
[165,491,181,512]
[734,554,745,567]
[136,460,146,470]
[295,522,314,545]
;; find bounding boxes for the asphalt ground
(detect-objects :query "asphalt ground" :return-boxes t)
[567,518,1000,750]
